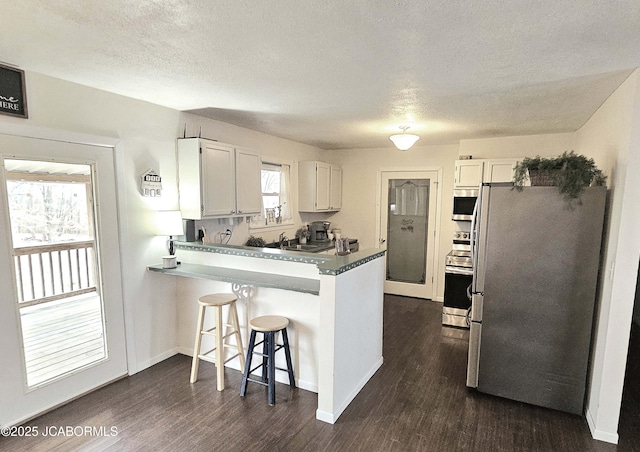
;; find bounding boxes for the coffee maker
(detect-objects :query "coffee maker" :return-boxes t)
[310,221,331,242]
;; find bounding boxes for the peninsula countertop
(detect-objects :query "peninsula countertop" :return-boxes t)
[147,242,385,294]
[170,241,384,275]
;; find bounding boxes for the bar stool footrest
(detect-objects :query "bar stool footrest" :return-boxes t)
[245,377,269,387]
[223,353,241,364]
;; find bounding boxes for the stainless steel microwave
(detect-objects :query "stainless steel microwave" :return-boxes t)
[452,188,478,221]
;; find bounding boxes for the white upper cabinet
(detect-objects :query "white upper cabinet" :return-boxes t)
[330,165,342,210]
[454,160,484,188]
[177,138,262,219]
[454,158,521,188]
[299,161,342,212]
[315,162,331,210]
[234,147,263,215]
[201,142,235,217]
[483,158,519,183]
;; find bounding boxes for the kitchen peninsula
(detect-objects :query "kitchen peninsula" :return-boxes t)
[148,242,386,424]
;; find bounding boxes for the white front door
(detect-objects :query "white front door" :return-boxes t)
[0,134,128,427]
[379,170,439,299]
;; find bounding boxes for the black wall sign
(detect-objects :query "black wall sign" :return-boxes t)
[0,64,28,118]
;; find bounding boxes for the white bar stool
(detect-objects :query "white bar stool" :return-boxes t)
[190,293,245,391]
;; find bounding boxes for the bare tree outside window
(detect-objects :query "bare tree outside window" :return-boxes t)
[8,180,91,247]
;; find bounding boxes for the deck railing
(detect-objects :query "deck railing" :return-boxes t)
[14,240,97,307]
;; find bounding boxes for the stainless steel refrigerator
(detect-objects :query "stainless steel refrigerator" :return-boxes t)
[466,183,606,415]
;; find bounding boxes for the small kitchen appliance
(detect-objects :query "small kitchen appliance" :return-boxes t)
[452,188,478,221]
[310,221,331,242]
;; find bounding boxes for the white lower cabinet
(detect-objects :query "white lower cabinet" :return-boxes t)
[178,138,262,219]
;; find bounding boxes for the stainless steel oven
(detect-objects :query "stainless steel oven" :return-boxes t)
[452,189,478,221]
[443,231,472,328]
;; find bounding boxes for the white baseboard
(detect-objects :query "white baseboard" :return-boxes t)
[315,356,384,424]
[586,407,619,444]
[296,379,318,393]
[177,351,318,393]
[135,348,180,373]
[315,409,335,424]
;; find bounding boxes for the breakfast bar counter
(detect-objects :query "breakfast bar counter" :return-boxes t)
[148,242,386,424]
[148,262,321,294]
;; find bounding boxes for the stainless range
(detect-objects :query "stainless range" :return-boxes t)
[443,231,472,328]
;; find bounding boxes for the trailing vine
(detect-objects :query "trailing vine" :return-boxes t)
[513,151,606,200]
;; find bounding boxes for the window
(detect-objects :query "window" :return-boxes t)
[4,160,107,388]
[251,162,292,228]
[261,164,281,221]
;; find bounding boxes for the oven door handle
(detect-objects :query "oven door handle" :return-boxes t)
[445,267,474,276]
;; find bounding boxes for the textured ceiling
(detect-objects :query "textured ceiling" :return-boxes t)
[1,1,639,149]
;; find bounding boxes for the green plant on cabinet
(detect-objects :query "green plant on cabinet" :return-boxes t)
[513,151,606,200]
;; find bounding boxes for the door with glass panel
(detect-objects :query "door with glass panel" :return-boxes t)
[0,135,127,427]
[379,171,439,299]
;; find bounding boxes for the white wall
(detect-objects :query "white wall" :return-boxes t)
[0,71,325,376]
[326,144,458,301]
[574,70,640,443]
[316,256,385,423]
[458,132,576,160]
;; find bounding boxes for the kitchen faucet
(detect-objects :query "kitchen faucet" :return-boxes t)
[279,232,289,248]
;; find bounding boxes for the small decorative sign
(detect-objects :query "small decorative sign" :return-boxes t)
[141,169,162,197]
[0,64,28,118]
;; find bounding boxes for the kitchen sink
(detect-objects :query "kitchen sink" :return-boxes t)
[283,244,324,252]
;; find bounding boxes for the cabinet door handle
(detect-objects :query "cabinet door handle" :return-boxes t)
[230,210,236,214]
[238,210,242,214]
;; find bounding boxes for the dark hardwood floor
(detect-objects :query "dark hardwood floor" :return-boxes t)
[618,321,640,452]
[1,295,637,451]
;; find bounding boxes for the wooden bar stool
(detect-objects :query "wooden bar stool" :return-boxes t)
[190,293,245,391]
[240,315,295,406]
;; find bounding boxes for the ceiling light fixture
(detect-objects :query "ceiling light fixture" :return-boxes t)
[389,126,420,151]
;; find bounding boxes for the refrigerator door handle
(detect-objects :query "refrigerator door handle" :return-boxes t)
[466,322,481,388]
[470,293,483,322]
[470,194,479,266]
